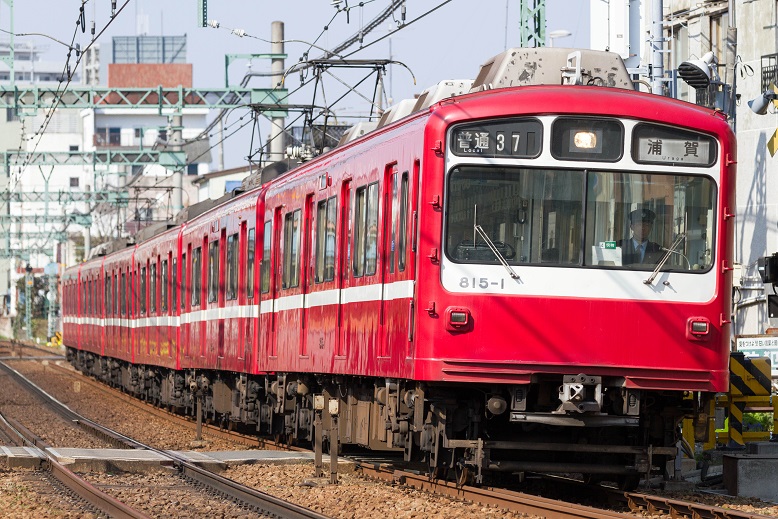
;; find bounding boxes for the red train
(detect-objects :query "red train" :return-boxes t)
[63,48,735,488]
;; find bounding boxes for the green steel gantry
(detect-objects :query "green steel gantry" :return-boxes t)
[520,0,546,48]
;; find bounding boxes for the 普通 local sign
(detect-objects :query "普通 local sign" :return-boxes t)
[736,335,778,377]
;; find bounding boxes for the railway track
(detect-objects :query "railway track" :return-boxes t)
[16,355,777,519]
[0,358,331,519]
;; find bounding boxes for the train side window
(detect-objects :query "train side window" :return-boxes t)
[261,221,271,293]
[161,259,169,312]
[180,253,187,310]
[121,272,126,316]
[366,182,379,275]
[353,186,367,277]
[192,247,202,307]
[140,266,147,315]
[247,228,255,298]
[113,274,118,316]
[208,241,219,303]
[389,172,398,273]
[314,196,338,283]
[172,258,178,312]
[282,210,301,289]
[227,233,238,300]
[398,172,409,271]
[315,200,327,283]
[325,196,337,281]
[150,261,157,314]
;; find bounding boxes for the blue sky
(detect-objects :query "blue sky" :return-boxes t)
[5,0,590,168]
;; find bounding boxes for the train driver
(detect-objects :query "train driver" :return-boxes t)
[619,208,663,265]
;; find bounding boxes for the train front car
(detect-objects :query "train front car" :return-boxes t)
[413,49,734,487]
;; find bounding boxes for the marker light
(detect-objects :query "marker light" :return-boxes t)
[573,131,597,149]
[445,307,472,332]
[687,317,711,340]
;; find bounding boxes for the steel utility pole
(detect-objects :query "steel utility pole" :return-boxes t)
[269,21,286,163]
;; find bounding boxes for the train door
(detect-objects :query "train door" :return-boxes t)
[405,161,420,359]
[336,179,352,359]
[379,165,397,361]
[301,193,315,359]
[309,187,339,371]
[259,217,275,367]
[217,228,227,367]
[270,206,283,359]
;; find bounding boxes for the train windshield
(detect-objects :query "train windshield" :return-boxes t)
[445,166,715,271]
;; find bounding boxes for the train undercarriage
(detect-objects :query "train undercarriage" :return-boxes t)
[68,347,706,489]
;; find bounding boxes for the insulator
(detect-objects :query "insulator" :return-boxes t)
[207,19,220,28]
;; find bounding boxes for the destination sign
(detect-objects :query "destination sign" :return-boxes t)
[632,123,716,167]
[450,118,542,158]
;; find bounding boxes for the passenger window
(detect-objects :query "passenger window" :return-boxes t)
[121,272,126,315]
[161,259,168,312]
[247,228,255,298]
[283,210,301,288]
[191,247,201,306]
[150,262,157,313]
[180,253,187,310]
[227,233,238,300]
[353,183,379,277]
[261,221,271,293]
[315,200,327,283]
[398,172,409,271]
[208,240,219,303]
[172,259,177,312]
[140,266,147,315]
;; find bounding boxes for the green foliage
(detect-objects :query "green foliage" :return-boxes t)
[743,412,774,432]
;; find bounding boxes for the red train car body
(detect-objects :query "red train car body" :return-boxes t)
[62,48,735,486]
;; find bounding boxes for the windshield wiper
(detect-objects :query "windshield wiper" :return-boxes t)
[474,225,520,280]
[644,233,686,285]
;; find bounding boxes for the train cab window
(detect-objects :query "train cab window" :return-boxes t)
[208,240,219,303]
[140,266,147,315]
[584,171,715,271]
[191,247,201,307]
[247,228,255,298]
[353,183,379,277]
[283,210,301,288]
[445,166,583,265]
[150,262,157,314]
[227,233,238,300]
[398,173,409,271]
[161,259,169,312]
[315,197,337,283]
[261,221,271,293]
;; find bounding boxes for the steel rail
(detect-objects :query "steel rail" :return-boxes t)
[2,359,331,519]
[0,368,150,518]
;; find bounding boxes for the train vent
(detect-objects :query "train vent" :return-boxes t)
[412,79,473,112]
[375,98,418,129]
[337,121,379,146]
[469,47,633,91]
